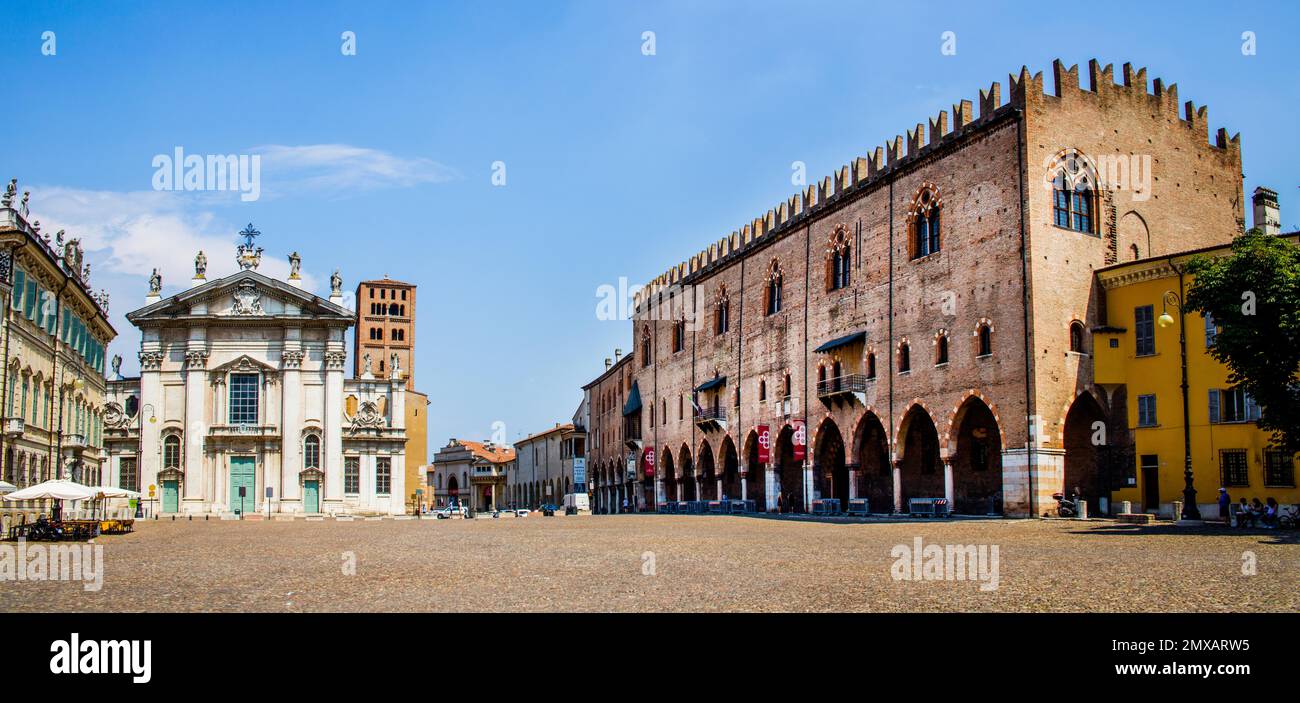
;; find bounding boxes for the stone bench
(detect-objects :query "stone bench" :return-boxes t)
[1116,512,1156,525]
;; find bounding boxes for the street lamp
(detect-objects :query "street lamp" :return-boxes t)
[135,403,156,518]
[1157,287,1201,521]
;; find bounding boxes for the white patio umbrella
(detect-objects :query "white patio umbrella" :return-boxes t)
[0,480,16,495]
[2,478,98,502]
[95,486,141,499]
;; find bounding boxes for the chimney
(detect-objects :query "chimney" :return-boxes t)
[614,348,623,361]
[604,358,612,370]
[1252,187,1280,235]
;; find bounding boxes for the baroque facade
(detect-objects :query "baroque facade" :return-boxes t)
[104,236,408,516]
[586,59,1245,518]
[0,181,115,515]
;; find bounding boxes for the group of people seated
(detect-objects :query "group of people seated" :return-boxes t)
[1220,488,1285,528]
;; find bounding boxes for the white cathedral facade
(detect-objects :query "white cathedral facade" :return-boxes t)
[103,236,408,516]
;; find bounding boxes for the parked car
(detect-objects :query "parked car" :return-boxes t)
[434,504,469,519]
[540,504,557,516]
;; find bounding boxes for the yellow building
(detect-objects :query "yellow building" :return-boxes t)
[404,388,428,512]
[1092,235,1299,519]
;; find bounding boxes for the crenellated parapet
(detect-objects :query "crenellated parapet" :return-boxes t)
[631,59,1241,313]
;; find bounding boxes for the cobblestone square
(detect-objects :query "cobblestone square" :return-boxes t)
[1,516,1295,613]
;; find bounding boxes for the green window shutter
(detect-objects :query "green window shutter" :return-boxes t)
[11,269,24,311]
[1208,389,1220,423]
[23,280,36,320]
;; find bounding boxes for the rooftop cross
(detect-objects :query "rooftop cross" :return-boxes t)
[238,223,261,249]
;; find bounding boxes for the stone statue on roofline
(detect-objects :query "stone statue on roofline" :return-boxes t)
[195,250,207,278]
[288,251,301,279]
[330,269,342,296]
[149,268,162,295]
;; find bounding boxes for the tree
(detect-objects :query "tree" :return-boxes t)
[1186,230,1300,455]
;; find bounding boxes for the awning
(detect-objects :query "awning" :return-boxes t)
[622,381,642,417]
[814,331,867,354]
[695,376,727,392]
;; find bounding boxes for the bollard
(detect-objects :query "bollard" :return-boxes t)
[188,515,192,521]
[1077,500,1089,519]
[205,514,209,521]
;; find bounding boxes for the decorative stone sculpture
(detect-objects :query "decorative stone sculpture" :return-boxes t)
[330,269,342,296]
[111,354,122,377]
[391,352,401,377]
[195,250,207,278]
[149,268,162,295]
[288,251,301,279]
[362,352,372,377]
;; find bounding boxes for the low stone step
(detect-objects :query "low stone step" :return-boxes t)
[1116,512,1156,525]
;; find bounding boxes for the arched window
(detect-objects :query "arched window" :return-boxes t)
[827,225,852,291]
[1050,150,1099,235]
[641,326,653,368]
[715,287,730,335]
[163,435,181,469]
[867,352,877,380]
[782,373,792,399]
[672,319,685,353]
[304,434,321,469]
[977,324,993,357]
[910,185,942,259]
[125,395,139,418]
[765,260,783,315]
[1069,321,1087,353]
[759,379,767,401]
[898,342,911,373]
[936,334,949,365]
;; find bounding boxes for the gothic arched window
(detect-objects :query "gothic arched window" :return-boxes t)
[765,260,784,315]
[1050,150,1099,235]
[909,185,942,259]
[827,225,852,291]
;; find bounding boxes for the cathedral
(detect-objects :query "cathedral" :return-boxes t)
[103,229,409,516]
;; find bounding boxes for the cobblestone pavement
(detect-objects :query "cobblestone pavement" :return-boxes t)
[1,515,1295,612]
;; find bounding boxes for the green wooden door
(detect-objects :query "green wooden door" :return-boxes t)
[161,480,179,513]
[229,457,256,514]
[304,480,319,513]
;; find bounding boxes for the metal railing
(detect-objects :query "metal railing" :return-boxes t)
[816,374,868,397]
[694,407,727,422]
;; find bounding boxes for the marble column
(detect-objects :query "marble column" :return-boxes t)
[765,467,777,512]
[279,348,304,508]
[138,351,164,498]
[943,458,954,512]
[893,459,904,513]
[182,349,208,505]
[324,349,346,508]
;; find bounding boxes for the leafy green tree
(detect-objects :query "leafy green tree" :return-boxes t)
[1186,230,1300,454]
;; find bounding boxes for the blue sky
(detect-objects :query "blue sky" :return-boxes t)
[2,0,1296,458]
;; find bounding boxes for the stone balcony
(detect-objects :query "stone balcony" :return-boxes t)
[208,424,280,439]
[3,417,24,438]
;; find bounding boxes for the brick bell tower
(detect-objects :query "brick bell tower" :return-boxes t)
[354,276,416,386]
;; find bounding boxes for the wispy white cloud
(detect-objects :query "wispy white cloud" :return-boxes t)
[252,143,459,197]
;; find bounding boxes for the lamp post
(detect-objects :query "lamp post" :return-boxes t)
[135,403,156,518]
[1157,283,1201,521]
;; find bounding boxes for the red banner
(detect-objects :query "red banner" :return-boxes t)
[756,424,770,465]
[792,419,807,462]
[643,447,655,477]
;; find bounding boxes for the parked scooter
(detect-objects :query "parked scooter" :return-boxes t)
[1053,492,1078,518]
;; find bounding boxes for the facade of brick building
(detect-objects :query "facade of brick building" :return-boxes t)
[586,59,1244,517]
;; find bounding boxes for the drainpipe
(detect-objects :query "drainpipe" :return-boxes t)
[887,179,895,512]
[1015,110,1035,517]
[0,238,26,485]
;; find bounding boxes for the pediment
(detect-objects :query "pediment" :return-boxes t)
[210,354,279,376]
[126,270,352,323]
